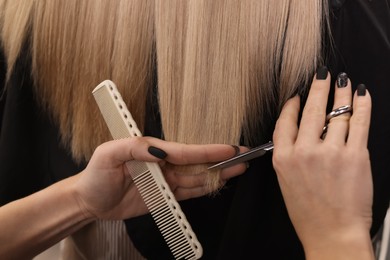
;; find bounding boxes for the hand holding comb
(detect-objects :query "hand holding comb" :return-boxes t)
[92,80,203,260]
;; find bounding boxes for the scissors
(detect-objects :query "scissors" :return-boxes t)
[207,141,274,170]
[207,104,353,170]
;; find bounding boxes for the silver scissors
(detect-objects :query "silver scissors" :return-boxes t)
[207,104,353,170]
[207,141,274,170]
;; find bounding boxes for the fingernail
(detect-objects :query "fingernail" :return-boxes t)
[316,66,328,80]
[231,145,240,156]
[336,72,348,88]
[148,146,167,159]
[357,84,366,96]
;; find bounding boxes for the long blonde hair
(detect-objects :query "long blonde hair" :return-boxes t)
[0,0,328,190]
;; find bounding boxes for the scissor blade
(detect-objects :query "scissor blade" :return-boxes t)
[207,141,274,170]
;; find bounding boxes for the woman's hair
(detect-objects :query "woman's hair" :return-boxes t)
[0,0,329,190]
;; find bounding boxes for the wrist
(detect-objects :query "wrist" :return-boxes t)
[0,176,96,259]
[68,174,98,222]
[303,226,374,260]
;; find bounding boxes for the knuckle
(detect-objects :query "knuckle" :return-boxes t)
[350,107,370,126]
[323,144,342,160]
[293,144,322,164]
[179,144,190,165]
[272,151,284,169]
[272,148,292,170]
[303,105,325,120]
[294,144,310,158]
[128,136,143,147]
[328,114,350,124]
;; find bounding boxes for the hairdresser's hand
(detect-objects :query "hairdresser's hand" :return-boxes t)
[162,145,248,198]
[272,68,373,259]
[72,137,245,220]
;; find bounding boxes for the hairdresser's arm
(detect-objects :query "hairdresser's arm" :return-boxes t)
[272,70,374,260]
[0,137,245,259]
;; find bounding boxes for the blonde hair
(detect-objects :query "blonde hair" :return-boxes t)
[0,0,328,190]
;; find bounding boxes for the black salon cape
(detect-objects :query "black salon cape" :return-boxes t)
[0,1,389,259]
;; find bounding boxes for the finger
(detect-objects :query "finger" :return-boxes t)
[273,95,300,148]
[93,137,164,167]
[174,186,210,201]
[164,160,246,190]
[323,72,352,144]
[164,166,208,189]
[219,162,248,180]
[98,137,241,165]
[143,137,243,165]
[347,84,372,148]
[296,66,330,143]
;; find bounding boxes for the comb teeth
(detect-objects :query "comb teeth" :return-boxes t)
[92,80,203,260]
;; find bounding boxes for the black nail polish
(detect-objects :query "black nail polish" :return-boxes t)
[316,66,328,80]
[336,72,348,88]
[231,145,240,156]
[148,146,167,159]
[357,84,366,96]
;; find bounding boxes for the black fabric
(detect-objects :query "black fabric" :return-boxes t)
[0,47,84,205]
[0,1,389,259]
[0,48,6,133]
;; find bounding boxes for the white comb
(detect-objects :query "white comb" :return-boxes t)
[92,80,203,260]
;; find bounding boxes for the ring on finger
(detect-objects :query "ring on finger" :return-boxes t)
[325,105,353,122]
[321,105,352,139]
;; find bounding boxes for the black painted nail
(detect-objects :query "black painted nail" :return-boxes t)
[336,72,348,88]
[357,84,366,96]
[148,146,167,159]
[231,145,240,156]
[316,66,328,80]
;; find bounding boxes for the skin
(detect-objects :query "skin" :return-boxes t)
[272,71,374,260]
[0,137,247,259]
